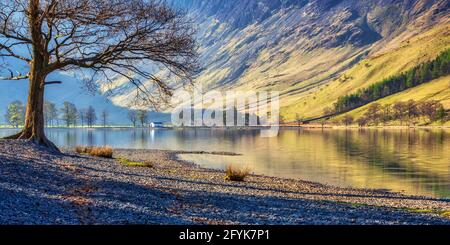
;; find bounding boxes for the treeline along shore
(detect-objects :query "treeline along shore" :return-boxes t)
[3,100,153,128]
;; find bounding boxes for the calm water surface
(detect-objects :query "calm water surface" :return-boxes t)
[1,128,449,198]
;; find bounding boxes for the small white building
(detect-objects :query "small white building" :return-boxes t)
[150,122,165,128]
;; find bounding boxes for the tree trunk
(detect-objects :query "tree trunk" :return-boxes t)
[4,64,59,152]
[22,71,58,149]
[4,0,59,152]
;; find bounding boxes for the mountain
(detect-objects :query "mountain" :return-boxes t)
[1,0,449,125]
[165,0,450,120]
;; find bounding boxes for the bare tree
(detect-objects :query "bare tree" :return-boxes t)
[137,110,149,127]
[101,109,108,127]
[356,117,368,127]
[78,108,87,127]
[44,101,57,127]
[60,101,77,127]
[1,0,197,151]
[404,100,420,126]
[364,103,382,126]
[418,100,442,123]
[341,115,354,127]
[85,106,97,128]
[128,110,138,127]
[393,102,407,125]
[392,100,420,126]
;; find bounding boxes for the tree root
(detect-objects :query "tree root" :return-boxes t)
[31,136,61,153]
[3,130,61,153]
[2,131,22,140]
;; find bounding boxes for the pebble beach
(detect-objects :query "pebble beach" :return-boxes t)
[0,140,449,225]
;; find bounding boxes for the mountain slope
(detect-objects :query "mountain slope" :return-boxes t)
[283,24,450,119]
[165,0,450,120]
[1,0,449,125]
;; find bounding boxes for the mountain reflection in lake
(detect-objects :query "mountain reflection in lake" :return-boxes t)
[0,128,449,198]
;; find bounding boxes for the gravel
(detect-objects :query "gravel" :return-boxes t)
[0,139,449,225]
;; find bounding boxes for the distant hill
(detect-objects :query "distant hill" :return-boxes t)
[0,60,170,126]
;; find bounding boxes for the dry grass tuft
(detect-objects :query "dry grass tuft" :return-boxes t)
[225,165,250,182]
[90,146,113,158]
[75,146,113,159]
[75,146,92,154]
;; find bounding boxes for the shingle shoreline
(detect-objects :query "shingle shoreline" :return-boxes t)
[0,140,449,225]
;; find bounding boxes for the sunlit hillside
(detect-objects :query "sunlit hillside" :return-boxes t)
[96,0,450,122]
[333,75,450,126]
[180,0,449,121]
[1,0,448,126]
[283,24,450,120]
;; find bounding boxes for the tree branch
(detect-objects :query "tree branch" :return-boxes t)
[1,0,198,109]
[0,74,29,80]
[44,81,62,85]
[0,43,32,62]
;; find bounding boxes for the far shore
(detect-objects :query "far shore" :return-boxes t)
[0,139,449,225]
[281,124,450,129]
[0,125,449,130]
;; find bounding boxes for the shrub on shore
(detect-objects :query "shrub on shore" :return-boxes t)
[75,146,113,159]
[225,165,250,182]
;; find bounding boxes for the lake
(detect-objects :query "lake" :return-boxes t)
[1,128,449,198]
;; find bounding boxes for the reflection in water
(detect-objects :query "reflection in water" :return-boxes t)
[0,128,449,198]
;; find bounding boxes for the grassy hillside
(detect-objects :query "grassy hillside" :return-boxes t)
[333,75,450,126]
[282,24,450,120]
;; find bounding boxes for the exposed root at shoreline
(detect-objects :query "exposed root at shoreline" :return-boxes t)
[2,132,23,140]
[3,131,60,153]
